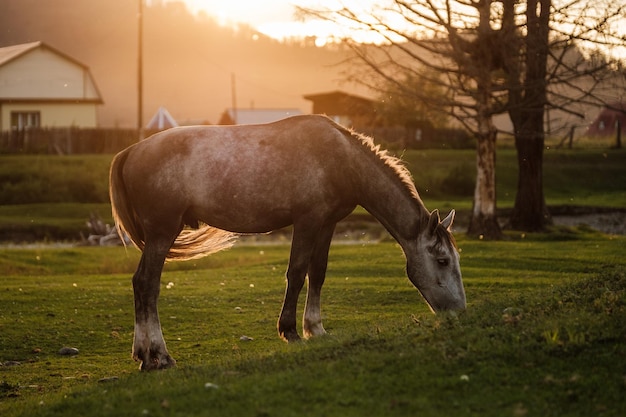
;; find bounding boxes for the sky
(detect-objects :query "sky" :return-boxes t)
[170,0,382,44]
[181,0,296,29]
[168,0,626,57]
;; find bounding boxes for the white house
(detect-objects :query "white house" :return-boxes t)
[0,41,103,132]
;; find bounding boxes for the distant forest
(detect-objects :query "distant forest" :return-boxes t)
[0,0,352,127]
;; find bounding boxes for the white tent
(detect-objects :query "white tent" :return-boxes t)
[146,106,178,130]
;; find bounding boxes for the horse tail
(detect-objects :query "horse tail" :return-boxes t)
[109,148,237,262]
[109,148,145,252]
[166,226,237,261]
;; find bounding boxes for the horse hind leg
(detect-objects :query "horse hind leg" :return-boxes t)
[303,223,335,339]
[132,234,178,370]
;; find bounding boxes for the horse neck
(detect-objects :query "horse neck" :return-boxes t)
[354,161,430,246]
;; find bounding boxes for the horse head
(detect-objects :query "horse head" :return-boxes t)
[407,209,466,313]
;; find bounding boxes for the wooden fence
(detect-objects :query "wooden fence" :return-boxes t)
[0,125,474,155]
[363,126,474,149]
[0,128,148,154]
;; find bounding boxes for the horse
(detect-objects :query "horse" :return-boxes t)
[109,114,466,371]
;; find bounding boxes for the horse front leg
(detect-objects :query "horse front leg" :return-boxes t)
[277,261,306,342]
[132,241,176,371]
[303,223,336,339]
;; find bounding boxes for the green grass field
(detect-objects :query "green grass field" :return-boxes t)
[1,146,625,415]
[1,148,625,242]
[1,231,625,416]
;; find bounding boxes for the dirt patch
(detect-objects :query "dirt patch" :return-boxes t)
[553,212,626,235]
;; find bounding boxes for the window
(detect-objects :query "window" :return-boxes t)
[11,111,41,130]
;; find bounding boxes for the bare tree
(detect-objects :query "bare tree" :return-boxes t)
[300,1,507,238]
[506,0,625,231]
[503,0,552,231]
[299,0,625,236]
[377,69,450,130]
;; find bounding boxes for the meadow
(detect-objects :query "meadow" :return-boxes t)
[0,145,625,416]
[1,231,625,416]
[1,147,625,241]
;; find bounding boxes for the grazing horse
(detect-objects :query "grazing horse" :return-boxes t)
[109,114,465,370]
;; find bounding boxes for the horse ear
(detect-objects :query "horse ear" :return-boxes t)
[427,209,440,235]
[441,209,456,231]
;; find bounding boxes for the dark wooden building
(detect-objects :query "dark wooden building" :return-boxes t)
[303,91,380,131]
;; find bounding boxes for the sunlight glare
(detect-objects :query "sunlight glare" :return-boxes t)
[179,0,296,29]
[314,37,327,47]
[176,0,388,43]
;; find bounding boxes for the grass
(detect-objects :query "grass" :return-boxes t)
[0,203,112,242]
[403,147,626,208]
[1,231,625,416]
[1,148,625,242]
[0,155,112,205]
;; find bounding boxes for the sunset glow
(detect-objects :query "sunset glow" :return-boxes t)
[181,0,295,29]
[175,0,626,57]
[175,0,389,44]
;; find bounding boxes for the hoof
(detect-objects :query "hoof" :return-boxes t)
[303,323,327,339]
[279,329,301,343]
[135,351,177,371]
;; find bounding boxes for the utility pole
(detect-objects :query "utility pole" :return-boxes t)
[231,73,237,124]
[137,0,144,140]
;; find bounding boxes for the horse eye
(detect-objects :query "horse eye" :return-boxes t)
[437,258,449,267]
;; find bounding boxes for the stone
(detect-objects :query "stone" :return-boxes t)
[58,347,79,356]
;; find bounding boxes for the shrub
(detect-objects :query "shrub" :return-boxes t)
[439,163,475,196]
[0,155,111,204]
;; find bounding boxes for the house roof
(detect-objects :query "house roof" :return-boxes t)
[0,41,103,103]
[0,42,41,66]
[0,41,91,71]
[219,108,303,125]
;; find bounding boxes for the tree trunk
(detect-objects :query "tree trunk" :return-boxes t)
[510,124,551,231]
[466,2,502,240]
[468,116,501,239]
[508,0,552,232]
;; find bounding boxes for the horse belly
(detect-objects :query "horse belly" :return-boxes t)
[188,171,349,234]
[191,197,294,234]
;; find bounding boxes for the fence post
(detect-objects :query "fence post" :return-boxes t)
[568,126,575,149]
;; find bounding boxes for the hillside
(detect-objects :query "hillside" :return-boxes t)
[0,0,353,127]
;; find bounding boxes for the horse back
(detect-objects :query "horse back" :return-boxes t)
[119,115,359,233]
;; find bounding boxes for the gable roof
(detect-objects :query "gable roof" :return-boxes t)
[0,41,103,103]
[0,41,41,66]
[0,41,93,71]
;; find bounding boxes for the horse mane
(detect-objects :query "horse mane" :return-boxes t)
[435,226,458,251]
[334,121,420,202]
